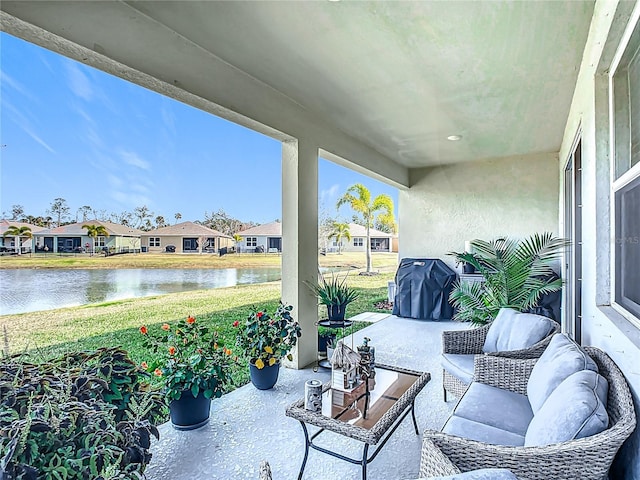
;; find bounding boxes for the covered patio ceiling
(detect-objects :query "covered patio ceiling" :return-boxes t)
[1,1,595,175]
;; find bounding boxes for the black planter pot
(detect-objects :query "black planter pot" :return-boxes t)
[249,362,280,390]
[462,262,476,274]
[169,390,211,430]
[318,333,337,353]
[326,303,347,323]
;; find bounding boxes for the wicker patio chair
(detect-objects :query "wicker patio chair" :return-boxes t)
[425,347,636,480]
[442,319,560,399]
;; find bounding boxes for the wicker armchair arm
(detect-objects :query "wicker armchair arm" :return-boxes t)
[424,429,621,480]
[473,356,537,395]
[442,324,490,354]
[419,438,461,477]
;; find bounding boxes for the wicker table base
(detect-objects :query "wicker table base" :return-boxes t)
[285,364,430,480]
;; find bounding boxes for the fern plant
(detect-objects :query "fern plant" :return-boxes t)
[449,233,569,325]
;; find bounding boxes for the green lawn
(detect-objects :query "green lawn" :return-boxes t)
[2,273,395,387]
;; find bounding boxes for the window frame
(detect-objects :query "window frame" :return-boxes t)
[246,237,257,247]
[353,237,363,247]
[149,237,160,247]
[609,6,640,327]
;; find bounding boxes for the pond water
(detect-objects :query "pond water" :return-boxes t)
[0,268,282,315]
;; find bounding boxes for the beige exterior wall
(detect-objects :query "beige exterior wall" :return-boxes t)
[399,153,560,268]
[143,235,231,253]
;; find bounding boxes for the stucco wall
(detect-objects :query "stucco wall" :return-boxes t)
[557,2,640,478]
[399,153,559,267]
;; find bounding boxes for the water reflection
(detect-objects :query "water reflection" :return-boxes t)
[0,268,282,315]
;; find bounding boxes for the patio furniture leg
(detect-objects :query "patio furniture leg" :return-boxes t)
[411,402,419,434]
[297,421,311,480]
[361,443,370,480]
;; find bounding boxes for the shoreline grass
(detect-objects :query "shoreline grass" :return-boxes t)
[2,272,395,386]
[0,251,398,270]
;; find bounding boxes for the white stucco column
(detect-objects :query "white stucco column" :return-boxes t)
[282,139,318,369]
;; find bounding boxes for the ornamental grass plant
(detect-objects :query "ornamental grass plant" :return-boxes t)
[139,315,234,401]
[234,302,302,369]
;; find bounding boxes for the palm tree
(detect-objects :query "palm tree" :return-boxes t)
[233,233,242,253]
[2,226,32,255]
[174,213,182,224]
[82,224,110,256]
[328,222,351,254]
[449,233,570,325]
[337,184,395,272]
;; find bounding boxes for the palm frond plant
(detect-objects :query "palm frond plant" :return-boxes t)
[449,233,569,325]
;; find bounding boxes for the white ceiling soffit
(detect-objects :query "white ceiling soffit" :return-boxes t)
[1,1,594,168]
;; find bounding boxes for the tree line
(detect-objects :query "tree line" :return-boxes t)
[3,199,258,236]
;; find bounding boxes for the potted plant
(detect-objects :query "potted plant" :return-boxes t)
[307,271,359,323]
[234,302,302,390]
[140,315,233,430]
[448,233,569,325]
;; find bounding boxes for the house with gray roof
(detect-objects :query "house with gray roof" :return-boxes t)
[141,221,233,254]
[236,221,282,253]
[237,221,395,254]
[33,221,144,253]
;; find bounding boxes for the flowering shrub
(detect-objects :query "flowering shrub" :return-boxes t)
[140,315,233,401]
[235,302,302,369]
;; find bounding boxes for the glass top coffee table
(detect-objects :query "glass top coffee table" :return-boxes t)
[285,364,430,480]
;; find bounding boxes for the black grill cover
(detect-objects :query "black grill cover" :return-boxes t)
[392,258,457,320]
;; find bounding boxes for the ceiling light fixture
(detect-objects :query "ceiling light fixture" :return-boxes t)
[447,135,463,141]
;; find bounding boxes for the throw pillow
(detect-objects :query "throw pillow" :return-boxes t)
[482,307,556,353]
[527,333,598,412]
[525,369,609,446]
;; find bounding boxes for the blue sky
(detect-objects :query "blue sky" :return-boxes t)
[0,33,398,226]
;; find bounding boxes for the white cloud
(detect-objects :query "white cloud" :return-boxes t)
[111,190,151,207]
[65,61,93,101]
[320,184,340,204]
[1,98,55,153]
[0,72,36,101]
[119,150,151,170]
[107,174,124,189]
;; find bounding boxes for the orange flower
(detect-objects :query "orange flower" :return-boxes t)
[139,325,148,335]
[225,348,232,356]
[257,312,264,319]
[154,368,163,377]
[168,346,176,355]
[233,320,239,328]
[186,316,196,324]
[161,323,170,331]
[140,361,148,369]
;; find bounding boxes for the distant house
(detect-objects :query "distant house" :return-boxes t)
[332,223,394,253]
[142,221,234,253]
[237,221,395,254]
[0,220,45,253]
[236,221,283,253]
[33,221,144,253]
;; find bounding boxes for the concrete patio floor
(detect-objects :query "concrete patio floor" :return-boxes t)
[146,315,467,480]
